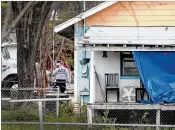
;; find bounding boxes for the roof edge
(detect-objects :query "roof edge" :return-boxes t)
[54,1,118,33]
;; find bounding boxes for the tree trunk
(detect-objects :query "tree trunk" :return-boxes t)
[12,2,52,99]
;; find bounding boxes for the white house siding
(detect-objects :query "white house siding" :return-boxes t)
[94,51,140,103]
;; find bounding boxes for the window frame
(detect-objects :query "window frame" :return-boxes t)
[120,52,139,76]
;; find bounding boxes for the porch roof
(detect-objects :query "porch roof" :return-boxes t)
[77,27,175,51]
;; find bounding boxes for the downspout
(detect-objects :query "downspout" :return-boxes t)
[83,1,86,58]
[74,23,79,102]
[83,1,90,102]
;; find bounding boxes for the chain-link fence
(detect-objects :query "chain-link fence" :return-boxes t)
[1,85,175,130]
[1,81,74,99]
[92,109,175,125]
[1,86,86,122]
[93,109,156,124]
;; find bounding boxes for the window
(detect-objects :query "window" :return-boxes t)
[2,47,10,60]
[121,52,139,76]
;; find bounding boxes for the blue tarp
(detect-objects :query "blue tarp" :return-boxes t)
[132,52,175,103]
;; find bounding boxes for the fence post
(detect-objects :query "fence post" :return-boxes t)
[38,101,43,130]
[56,87,60,130]
[56,87,60,117]
[87,105,92,124]
[156,109,160,130]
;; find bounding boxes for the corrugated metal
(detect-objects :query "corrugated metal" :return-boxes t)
[80,27,175,46]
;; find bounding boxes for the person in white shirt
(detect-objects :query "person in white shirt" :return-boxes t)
[52,61,69,93]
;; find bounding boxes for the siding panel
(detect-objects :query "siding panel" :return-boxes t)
[82,2,175,26]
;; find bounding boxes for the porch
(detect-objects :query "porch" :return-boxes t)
[78,27,175,104]
[79,27,175,127]
[89,51,147,103]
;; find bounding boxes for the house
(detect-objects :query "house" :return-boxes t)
[54,1,175,125]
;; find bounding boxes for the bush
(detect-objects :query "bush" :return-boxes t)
[2,108,39,121]
[44,103,87,123]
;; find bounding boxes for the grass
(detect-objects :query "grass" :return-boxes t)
[2,125,175,130]
[1,124,86,130]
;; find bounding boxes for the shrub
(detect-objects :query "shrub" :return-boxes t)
[2,107,39,121]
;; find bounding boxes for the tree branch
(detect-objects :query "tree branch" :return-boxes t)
[2,1,12,36]
[55,37,65,63]
[51,10,56,69]
[34,2,51,49]
[1,1,34,42]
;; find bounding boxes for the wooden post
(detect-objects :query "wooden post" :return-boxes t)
[74,23,79,103]
[89,51,95,103]
[87,105,93,124]
[88,51,95,125]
